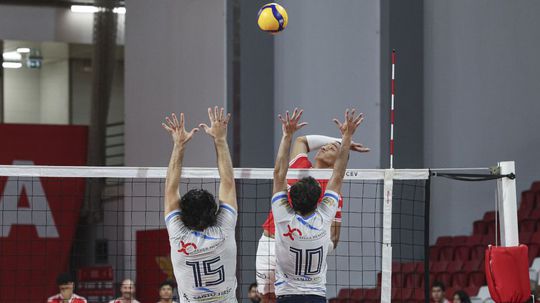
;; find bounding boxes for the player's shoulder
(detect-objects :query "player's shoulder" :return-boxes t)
[72,294,87,303]
[47,294,61,303]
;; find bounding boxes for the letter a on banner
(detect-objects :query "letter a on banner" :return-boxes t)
[0,160,59,238]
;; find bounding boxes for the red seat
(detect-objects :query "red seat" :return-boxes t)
[454,244,471,261]
[520,190,537,212]
[530,232,540,244]
[484,211,496,221]
[351,288,364,299]
[531,182,540,192]
[487,221,500,235]
[519,207,532,220]
[392,262,402,272]
[520,218,538,232]
[473,220,488,235]
[404,272,423,288]
[520,231,533,245]
[464,285,480,297]
[453,235,469,244]
[412,288,425,301]
[392,272,404,287]
[451,271,468,288]
[447,261,463,273]
[364,288,380,300]
[392,288,413,300]
[431,261,448,273]
[338,288,354,299]
[430,246,441,261]
[483,234,499,246]
[445,287,457,300]
[439,246,455,261]
[464,259,482,271]
[435,271,451,287]
[401,262,418,273]
[436,236,454,246]
[468,270,486,286]
[467,235,483,245]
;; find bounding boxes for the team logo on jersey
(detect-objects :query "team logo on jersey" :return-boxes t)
[178,241,197,255]
[283,225,302,241]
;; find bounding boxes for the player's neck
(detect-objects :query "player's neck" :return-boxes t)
[313,160,332,169]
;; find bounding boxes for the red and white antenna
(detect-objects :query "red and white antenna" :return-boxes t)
[390,50,396,169]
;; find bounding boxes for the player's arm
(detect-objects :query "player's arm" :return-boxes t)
[291,135,369,161]
[326,109,364,193]
[331,221,341,248]
[162,113,199,217]
[274,108,308,194]
[200,106,237,210]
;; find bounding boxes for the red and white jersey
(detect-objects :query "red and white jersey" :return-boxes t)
[165,203,238,303]
[272,190,339,297]
[108,299,141,303]
[47,293,87,303]
[262,153,343,235]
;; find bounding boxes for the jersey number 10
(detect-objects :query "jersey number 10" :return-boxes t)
[186,256,225,288]
[290,246,324,275]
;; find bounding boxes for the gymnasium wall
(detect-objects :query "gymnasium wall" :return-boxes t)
[424,0,540,242]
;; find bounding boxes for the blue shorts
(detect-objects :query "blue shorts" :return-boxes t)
[276,295,326,303]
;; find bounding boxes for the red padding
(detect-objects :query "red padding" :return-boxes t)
[485,245,531,303]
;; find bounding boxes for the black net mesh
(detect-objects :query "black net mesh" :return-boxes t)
[0,175,428,303]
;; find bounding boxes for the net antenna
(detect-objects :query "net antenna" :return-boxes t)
[389,49,396,169]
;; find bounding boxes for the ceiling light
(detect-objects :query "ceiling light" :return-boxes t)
[71,5,125,14]
[3,62,22,69]
[71,5,99,13]
[16,48,31,54]
[3,51,22,61]
[113,7,126,14]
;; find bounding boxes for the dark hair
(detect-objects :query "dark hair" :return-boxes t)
[249,283,257,291]
[432,281,446,292]
[180,189,218,231]
[453,290,471,303]
[56,272,74,285]
[289,177,322,216]
[159,279,176,290]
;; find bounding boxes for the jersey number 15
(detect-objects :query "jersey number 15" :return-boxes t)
[186,256,225,288]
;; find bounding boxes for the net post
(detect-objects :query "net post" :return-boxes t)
[497,161,519,247]
[380,169,394,303]
[424,175,431,302]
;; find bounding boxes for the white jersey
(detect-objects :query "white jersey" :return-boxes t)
[165,203,238,303]
[271,190,340,298]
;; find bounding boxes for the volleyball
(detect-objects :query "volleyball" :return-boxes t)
[257,3,288,34]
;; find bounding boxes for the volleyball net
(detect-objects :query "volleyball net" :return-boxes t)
[0,163,517,303]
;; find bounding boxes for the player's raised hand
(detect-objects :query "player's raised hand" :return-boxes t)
[333,109,364,138]
[199,106,231,140]
[350,142,371,153]
[162,113,199,146]
[278,108,308,137]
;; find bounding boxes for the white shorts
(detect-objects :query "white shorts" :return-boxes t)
[256,234,276,295]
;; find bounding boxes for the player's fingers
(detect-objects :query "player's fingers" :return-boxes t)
[189,128,199,136]
[354,113,364,124]
[333,118,342,128]
[344,109,349,122]
[359,147,371,152]
[165,116,175,129]
[224,113,232,123]
[162,123,173,133]
[297,122,308,129]
[285,111,290,122]
[278,114,286,124]
[219,107,224,121]
[207,107,214,122]
[296,109,304,121]
[178,113,185,128]
[173,113,180,127]
[199,123,210,132]
[214,106,219,122]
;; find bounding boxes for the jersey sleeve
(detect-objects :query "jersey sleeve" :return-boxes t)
[333,196,343,223]
[318,190,340,223]
[289,153,312,168]
[164,209,187,240]
[216,202,238,233]
[271,191,294,223]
